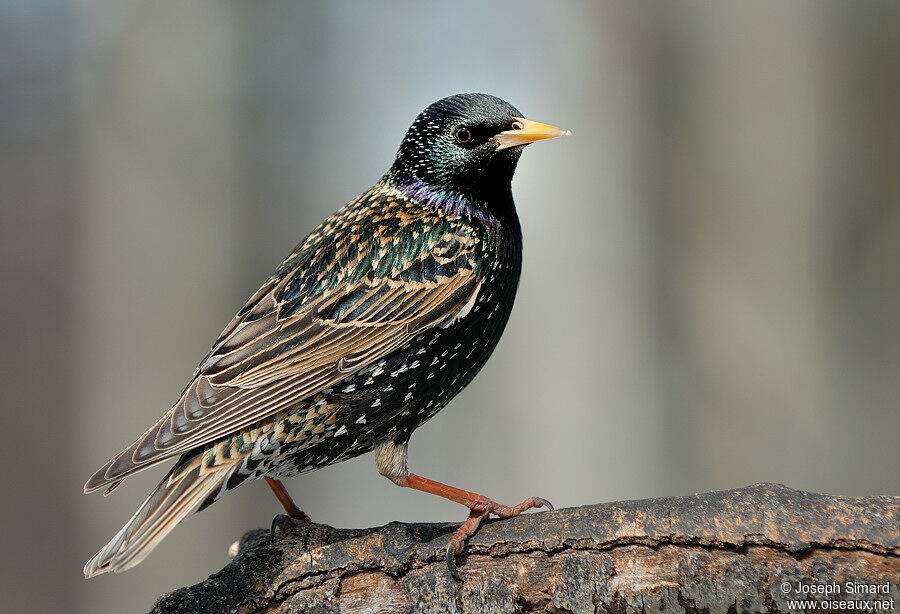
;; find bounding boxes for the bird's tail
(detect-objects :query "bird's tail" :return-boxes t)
[84,452,235,578]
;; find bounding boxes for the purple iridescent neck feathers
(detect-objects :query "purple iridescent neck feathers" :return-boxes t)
[387,178,512,232]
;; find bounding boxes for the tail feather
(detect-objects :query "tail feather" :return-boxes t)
[84,454,235,578]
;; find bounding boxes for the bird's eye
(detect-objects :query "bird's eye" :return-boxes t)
[454,127,472,145]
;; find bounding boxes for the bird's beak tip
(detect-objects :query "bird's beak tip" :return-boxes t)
[496,117,572,150]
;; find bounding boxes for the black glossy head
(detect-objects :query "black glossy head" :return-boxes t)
[386,93,526,201]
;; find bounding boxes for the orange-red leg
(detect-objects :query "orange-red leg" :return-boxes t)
[391,472,552,579]
[265,477,311,523]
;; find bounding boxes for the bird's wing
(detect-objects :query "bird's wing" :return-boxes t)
[86,198,481,493]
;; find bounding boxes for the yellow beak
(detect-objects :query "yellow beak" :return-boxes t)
[495,117,571,150]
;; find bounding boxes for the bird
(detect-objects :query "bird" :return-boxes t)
[83,93,570,579]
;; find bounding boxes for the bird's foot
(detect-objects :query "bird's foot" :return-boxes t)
[446,494,553,580]
[467,494,554,519]
[269,510,312,541]
[445,509,488,580]
[390,472,552,580]
[265,476,311,541]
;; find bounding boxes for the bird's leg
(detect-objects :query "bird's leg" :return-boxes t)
[265,477,311,521]
[392,473,552,580]
[375,440,552,579]
[394,472,552,518]
[265,477,311,539]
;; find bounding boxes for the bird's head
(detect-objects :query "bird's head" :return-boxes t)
[385,93,569,224]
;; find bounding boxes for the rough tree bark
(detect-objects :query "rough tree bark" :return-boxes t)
[151,484,898,613]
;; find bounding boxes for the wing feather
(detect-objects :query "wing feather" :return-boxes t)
[85,209,482,493]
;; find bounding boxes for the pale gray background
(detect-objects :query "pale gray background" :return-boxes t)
[1,2,898,613]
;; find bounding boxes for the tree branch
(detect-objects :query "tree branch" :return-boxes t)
[151,483,899,613]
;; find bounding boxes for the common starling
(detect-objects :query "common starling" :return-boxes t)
[84,93,570,579]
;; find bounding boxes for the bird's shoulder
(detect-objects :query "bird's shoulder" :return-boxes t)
[270,185,490,315]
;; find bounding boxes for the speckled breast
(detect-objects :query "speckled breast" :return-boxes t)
[272,234,522,476]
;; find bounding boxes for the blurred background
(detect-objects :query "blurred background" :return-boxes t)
[2,1,898,612]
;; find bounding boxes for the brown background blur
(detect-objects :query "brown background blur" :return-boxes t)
[2,2,898,613]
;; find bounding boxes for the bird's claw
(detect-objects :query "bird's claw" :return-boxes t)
[445,543,461,582]
[535,497,554,512]
[270,513,288,541]
[270,508,313,542]
[444,495,553,580]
